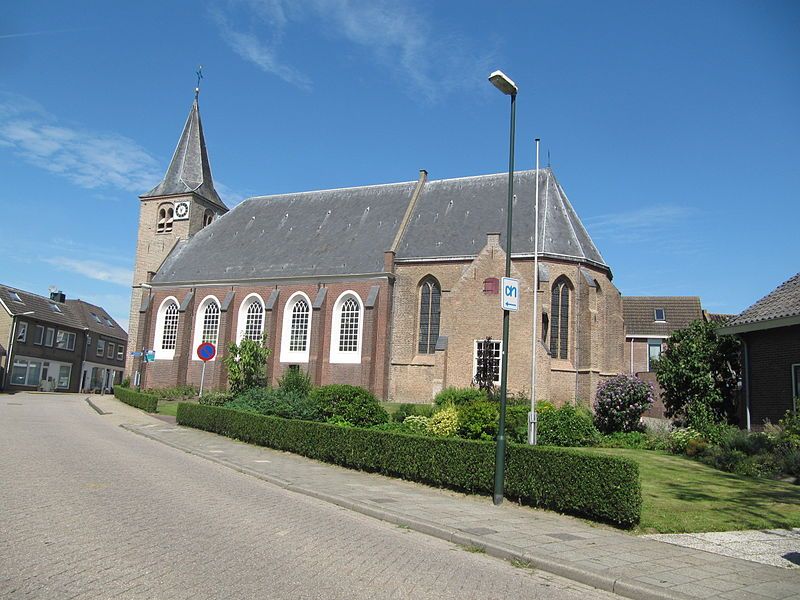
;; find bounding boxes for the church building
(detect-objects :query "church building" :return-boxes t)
[127,96,625,404]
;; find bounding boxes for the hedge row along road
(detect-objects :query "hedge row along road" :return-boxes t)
[177,403,642,527]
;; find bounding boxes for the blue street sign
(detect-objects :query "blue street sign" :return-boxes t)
[197,342,216,362]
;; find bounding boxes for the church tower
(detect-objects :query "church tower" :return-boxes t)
[125,93,228,376]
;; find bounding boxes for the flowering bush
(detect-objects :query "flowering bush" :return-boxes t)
[593,374,654,434]
[403,415,430,434]
[427,404,459,437]
[669,427,702,454]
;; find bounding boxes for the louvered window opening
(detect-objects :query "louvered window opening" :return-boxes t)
[550,281,570,360]
[202,302,220,345]
[244,300,264,340]
[338,297,360,352]
[289,299,310,352]
[157,206,174,233]
[161,303,179,350]
[418,278,441,354]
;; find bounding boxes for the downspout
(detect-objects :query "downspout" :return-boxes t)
[81,328,90,392]
[742,339,751,431]
[4,317,17,390]
[630,338,634,373]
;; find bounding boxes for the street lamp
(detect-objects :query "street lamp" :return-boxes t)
[488,69,517,506]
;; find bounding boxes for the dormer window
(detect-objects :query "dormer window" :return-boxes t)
[654,308,666,322]
[49,303,62,313]
[8,291,22,303]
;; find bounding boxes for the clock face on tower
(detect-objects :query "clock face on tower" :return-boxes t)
[174,201,190,220]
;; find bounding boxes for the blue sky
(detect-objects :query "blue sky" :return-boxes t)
[1,0,798,331]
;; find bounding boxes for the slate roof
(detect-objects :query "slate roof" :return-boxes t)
[720,272,800,333]
[142,98,226,211]
[152,168,608,285]
[153,181,418,283]
[396,169,606,268]
[623,296,703,337]
[0,284,128,338]
[66,300,128,340]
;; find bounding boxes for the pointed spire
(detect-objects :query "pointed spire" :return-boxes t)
[141,95,226,210]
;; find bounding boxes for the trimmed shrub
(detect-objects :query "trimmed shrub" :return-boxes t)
[403,415,430,435]
[199,391,234,406]
[309,385,388,427]
[593,374,653,434]
[177,403,641,527]
[114,387,158,412]
[538,405,599,447]
[427,403,459,437]
[457,400,498,440]
[277,368,312,396]
[146,385,197,401]
[393,403,436,422]
[227,387,322,421]
[434,387,486,407]
[505,405,531,444]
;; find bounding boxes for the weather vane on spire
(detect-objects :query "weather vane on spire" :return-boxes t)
[195,65,203,99]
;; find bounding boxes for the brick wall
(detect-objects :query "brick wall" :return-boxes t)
[744,324,800,427]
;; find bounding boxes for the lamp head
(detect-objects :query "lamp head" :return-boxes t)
[488,70,518,96]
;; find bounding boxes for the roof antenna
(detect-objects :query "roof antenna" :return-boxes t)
[195,65,203,100]
[547,149,551,168]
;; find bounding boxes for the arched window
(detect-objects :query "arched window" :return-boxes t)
[418,276,441,354]
[157,203,174,233]
[237,294,264,343]
[153,297,179,359]
[330,292,363,363]
[203,209,214,228]
[192,296,220,359]
[550,278,570,359]
[280,292,312,363]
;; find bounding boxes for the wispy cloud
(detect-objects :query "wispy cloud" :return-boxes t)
[585,205,693,244]
[44,257,132,287]
[0,28,89,40]
[210,0,494,102]
[0,92,162,192]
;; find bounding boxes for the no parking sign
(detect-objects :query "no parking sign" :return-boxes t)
[197,342,216,361]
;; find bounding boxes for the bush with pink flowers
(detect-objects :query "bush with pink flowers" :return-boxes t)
[593,375,654,434]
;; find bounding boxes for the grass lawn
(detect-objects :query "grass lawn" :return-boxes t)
[584,448,800,534]
[156,401,181,416]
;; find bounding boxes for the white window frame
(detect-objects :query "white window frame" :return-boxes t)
[153,296,180,360]
[34,325,44,345]
[97,339,105,357]
[16,321,27,343]
[647,339,662,372]
[116,345,124,361]
[56,330,76,351]
[107,342,115,359]
[329,291,363,364]
[236,293,265,344]
[45,327,55,347]
[473,339,503,385]
[654,308,666,322]
[192,296,221,361]
[280,292,312,364]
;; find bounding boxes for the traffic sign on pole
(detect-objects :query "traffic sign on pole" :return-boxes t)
[196,342,216,362]
[501,277,520,311]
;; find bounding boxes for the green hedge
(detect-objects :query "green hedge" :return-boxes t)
[177,403,641,527]
[114,387,158,413]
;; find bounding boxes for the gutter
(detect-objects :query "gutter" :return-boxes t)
[717,314,800,336]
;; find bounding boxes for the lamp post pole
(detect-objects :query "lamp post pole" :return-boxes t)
[489,70,517,506]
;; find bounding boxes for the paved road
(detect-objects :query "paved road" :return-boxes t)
[0,393,614,600]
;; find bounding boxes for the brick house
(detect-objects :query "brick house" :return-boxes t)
[128,95,624,403]
[718,272,800,429]
[0,286,128,393]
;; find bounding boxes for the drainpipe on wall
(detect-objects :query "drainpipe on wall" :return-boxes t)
[742,339,751,431]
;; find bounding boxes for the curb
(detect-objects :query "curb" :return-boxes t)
[122,423,694,600]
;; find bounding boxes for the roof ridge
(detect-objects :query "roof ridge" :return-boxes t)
[246,179,418,202]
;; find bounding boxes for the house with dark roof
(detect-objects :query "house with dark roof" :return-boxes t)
[718,272,800,429]
[127,94,625,403]
[0,286,128,393]
[622,296,704,418]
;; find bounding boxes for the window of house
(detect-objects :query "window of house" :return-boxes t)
[45,327,55,347]
[8,290,23,303]
[550,278,570,359]
[34,325,44,345]
[330,292,362,363]
[49,302,62,313]
[473,339,502,385]
[792,364,800,411]
[104,317,114,327]
[483,277,499,295]
[654,308,666,322]
[107,342,115,359]
[201,303,220,345]
[280,293,312,363]
[418,276,441,354]
[117,345,124,361]
[91,312,102,324]
[154,298,179,359]
[97,339,105,357]
[238,296,264,342]
[647,339,662,372]
[16,321,27,343]
[11,358,42,386]
[57,364,71,389]
[56,330,76,351]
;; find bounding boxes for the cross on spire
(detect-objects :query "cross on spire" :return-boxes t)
[195,65,203,99]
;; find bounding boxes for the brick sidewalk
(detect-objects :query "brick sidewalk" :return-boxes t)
[122,418,800,600]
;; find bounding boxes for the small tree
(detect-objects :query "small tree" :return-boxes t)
[655,319,740,425]
[224,334,271,395]
[473,336,497,399]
